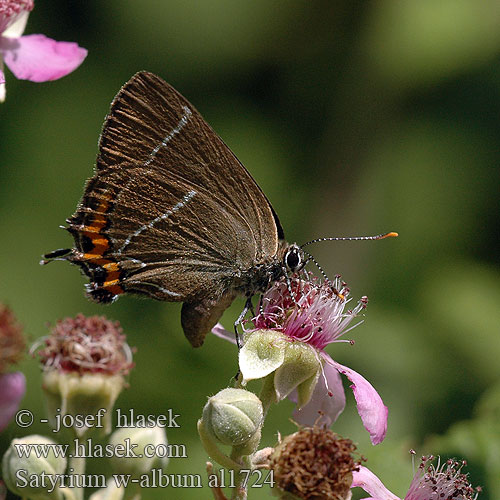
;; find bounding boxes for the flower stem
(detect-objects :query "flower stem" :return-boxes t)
[68,433,86,500]
[206,462,229,500]
[197,420,244,471]
[229,454,251,500]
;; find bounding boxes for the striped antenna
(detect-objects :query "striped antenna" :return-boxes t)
[300,231,398,248]
[302,249,330,283]
[302,250,345,299]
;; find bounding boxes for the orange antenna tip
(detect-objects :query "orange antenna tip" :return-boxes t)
[379,231,398,239]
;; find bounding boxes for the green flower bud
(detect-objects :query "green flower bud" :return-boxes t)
[42,370,124,437]
[240,330,322,407]
[202,388,263,447]
[2,435,67,500]
[274,341,321,405]
[239,330,288,383]
[88,481,125,500]
[108,425,169,477]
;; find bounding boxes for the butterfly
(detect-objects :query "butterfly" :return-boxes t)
[42,72,309,347]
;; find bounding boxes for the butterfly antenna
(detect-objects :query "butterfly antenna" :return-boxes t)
[300,231,398,248]
[302,250,330,283]
[299,267,308,282]
[302,250,345,299]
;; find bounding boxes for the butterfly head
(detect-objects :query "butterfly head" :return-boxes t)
[283,243,306,274]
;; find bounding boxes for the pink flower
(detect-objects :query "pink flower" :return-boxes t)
[212,274,388,445]
[352,456,480,500]
[38,314,134,375]
[0,0,87,101]
[0,371,25,432]
[33,314,133,436]
[0,304,25,432]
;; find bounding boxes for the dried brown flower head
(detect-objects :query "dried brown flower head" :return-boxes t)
[270,426,360,499]
[0,304,25,372]
[38,314,133,375]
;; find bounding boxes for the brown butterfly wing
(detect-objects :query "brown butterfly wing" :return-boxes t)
[66,72,283,345]
[97,71,283,253]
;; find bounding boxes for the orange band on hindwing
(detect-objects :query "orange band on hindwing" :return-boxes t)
[70,193,125,299]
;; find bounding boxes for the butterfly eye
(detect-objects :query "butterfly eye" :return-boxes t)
[285,248,301,271]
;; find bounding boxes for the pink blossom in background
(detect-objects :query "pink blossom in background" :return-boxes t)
[0,372,25,431]
[0,305,25,431]
[0,0,87,101]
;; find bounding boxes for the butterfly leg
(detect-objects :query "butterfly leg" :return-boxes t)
[248,299,256,318]
[284,268,299,305]
[233,295,254,349]
[232,295,254,380]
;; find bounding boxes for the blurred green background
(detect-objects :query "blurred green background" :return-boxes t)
[1,0,499,498]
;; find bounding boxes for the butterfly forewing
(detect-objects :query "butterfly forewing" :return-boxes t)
[96,72,280,259]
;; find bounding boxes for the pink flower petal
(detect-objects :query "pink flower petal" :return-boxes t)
[292,355,346,427]
[0,59,5,101]
[211,323,237,345]
[328,359,388,445]
[0,34,86,82]
[351,466,400,500]
[0,372,26,431]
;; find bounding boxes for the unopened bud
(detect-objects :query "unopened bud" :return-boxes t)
[202,388,263,447]
[108,424,168,477]
[2,435,67,500]
[88,481,124,500]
